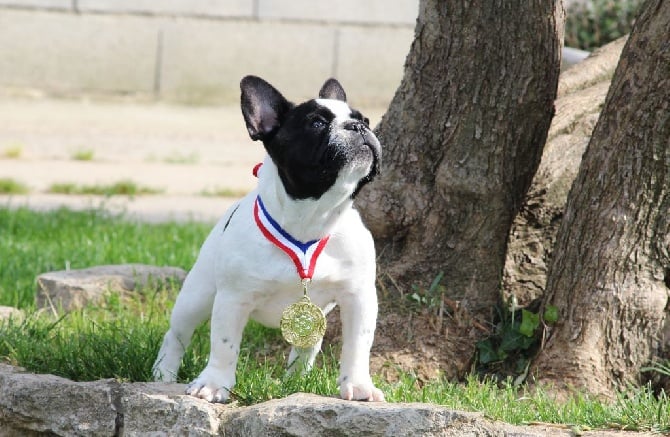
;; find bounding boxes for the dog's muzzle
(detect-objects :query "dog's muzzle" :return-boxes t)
[344,123,381,197]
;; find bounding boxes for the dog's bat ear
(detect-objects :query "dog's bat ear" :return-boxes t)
[240,76,293,141]
[318,78,347,102]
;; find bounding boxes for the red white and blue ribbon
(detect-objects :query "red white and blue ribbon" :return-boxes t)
[253,195,330,280]
[252,162,263,178]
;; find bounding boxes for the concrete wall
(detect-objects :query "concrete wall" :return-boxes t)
[0,1,417,105]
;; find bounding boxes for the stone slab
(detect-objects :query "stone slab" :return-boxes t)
[77,0,253,18]
[0,9,158,95]
[1,366,645,436]
[35,264,187,311]
[257,0,419,25]
[0,368,118,435]
[121,382,225,435]
[0,306,23,322]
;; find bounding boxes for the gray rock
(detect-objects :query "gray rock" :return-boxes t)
[121,382,226,436]
[0,365,651,436]
[222,393,491,436]
[0,364,117,436]
[0,306,23,322]
[35,264,187,311]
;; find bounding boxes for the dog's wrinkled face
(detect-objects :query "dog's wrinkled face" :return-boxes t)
[241,76,381,200]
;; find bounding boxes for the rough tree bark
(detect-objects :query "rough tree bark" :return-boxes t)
[533,0,670,397]
[358,1,564,318]
[503,37,627,306]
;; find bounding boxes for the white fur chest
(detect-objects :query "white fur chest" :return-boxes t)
[207,193,372,328]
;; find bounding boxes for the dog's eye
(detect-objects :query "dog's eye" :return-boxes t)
[310,118,326,130]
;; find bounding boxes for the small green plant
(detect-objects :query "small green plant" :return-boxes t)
[3,144,23,159]
[0,178,29,194]
[71,149,95,161]
[48,183,79,194]
[163,152,200,165]
[642,361,670,378]
[407,271,445,311]
[475,300,558,383]
[641,360,670,396]
[565,0,643,50]
[200,187,249,198]
[48,181,163,196]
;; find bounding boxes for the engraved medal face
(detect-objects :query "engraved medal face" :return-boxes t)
[280,295,326,348]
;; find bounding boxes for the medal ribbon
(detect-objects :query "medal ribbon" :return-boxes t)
[253,195,330,280]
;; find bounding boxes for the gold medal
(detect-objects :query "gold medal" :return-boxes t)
[280,294,326,348]
[253,196,330,348]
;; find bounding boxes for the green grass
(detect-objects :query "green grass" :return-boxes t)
[0,207,668,432]
[1,306,668,431]
[71,149,95,161]
[0,207,208,308]
[162,152,200,165]
[48,180,163,196]
[386,374,668,432]
[3,144,23,159]
[144,152,201,165]
[0,178,30,194]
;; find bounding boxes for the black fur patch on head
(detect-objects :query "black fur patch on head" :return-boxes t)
[240,76,381,200]
[265,100,346,199]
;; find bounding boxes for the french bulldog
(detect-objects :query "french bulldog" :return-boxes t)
[152,75,384,403]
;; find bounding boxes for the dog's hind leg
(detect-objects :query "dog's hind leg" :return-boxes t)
[286,338,324,375]
[153,261,216,382]
[286,301,334,374]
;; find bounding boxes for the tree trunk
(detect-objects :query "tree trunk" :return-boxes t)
[503,37,627,306]
[533,0,670,397]
[358,1,564,319]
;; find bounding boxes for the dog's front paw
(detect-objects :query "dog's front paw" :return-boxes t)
[339,377,385,402]
[186,367,234,403]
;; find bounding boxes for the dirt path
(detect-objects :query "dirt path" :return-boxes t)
[0,94,384,222]
[0,96,260,222]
